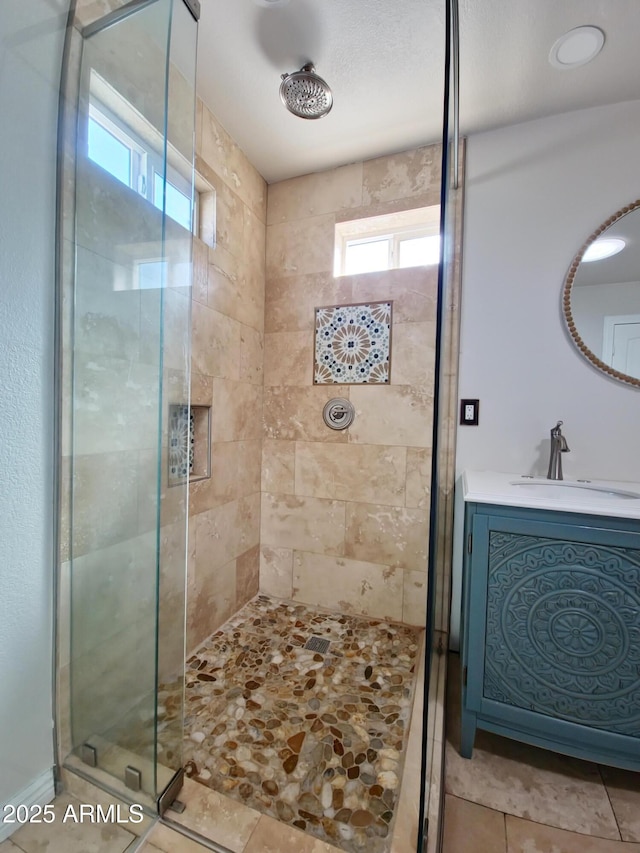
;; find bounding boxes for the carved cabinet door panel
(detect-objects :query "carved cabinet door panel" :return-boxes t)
[468,513,640,738]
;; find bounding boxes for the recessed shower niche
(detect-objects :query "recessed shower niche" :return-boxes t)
[169,404,211,486]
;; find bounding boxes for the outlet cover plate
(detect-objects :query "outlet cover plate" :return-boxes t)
[460,398,479,426]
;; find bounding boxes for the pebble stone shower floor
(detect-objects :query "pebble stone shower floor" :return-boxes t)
[181,595,422,853]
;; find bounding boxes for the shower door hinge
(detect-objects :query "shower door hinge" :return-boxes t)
[81,743,98,767]
[125,765,142,792]
[181,0,200,21]
[467,533,473,554]
[157,767,185,817]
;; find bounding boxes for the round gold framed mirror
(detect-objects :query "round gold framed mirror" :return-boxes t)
[563,200,640,388]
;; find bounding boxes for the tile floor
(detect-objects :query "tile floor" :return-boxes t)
[442,653,640,853]
[179,595,422,853]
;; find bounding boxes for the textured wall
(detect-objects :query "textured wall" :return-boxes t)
[186,100,267,652]
[0,0,66,812]
[261,147,443,626]
[451,99,640,646]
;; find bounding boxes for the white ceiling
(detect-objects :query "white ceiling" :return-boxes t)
[196,0,640,184]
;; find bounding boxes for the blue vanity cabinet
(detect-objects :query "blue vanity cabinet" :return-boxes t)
[460,502,640,770]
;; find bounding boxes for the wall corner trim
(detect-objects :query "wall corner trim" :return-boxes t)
[0,768,55,842]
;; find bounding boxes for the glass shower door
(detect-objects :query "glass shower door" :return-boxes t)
[61,0,196,809]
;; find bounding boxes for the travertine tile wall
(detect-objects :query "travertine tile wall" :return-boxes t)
[186,99,267,652]
[261,146,443,626]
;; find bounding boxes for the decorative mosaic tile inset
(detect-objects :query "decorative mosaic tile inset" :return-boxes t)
[183,595,421,853]
[168,404,194,485]
[314,302,392,384]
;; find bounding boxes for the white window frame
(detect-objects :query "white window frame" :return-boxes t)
[87,71,197,235]
[334,206,441,277]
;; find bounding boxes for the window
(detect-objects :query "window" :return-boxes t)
[86,71,196,234]
[334,206,440,277]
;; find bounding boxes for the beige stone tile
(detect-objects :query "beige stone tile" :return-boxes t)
[266,213,335,280]
[405,447,432,508]
[192,237,208,306]
[292,551,403,621]
[58,769,154,837]
[236,439,262,497]
[259,545,294,599]
[237,492,261,555]
[265,272,352,333]
[506,815,639,852]
[348,385,433,447]
[195,500,238,572]
[295,441,407,505]
[239,325,263,385]
[244,817,304,853]
[403,570,428,626]
[237,543,260,606]
[191,301,241,380]
[199,107,266,222]
[261,439,295,494]
[8,793,135,853]
[154,781,260,852]
[73,357,159,455]
[242,206,266,300]
[264,331,313,386]
[390,639,425,853]
[442,795,506,853]
[267,162,363,225]
[158,520,189,678]
[362,145,442,206]
[345,502,429,571]
[207,248,243,320]
[211,379,262,442]
[189,371,212,407]
[189,551,237,644]
[350,266,438,325]
[243,814,340,853]
[600,765,640,841]
[140,833,208,853]
[0,841,21,852]
[263,386,348,443]
[391,321,436,390]
[445,733,620,839]
[261,492,345,555]
[244,815,339,853]
[189,440,238,516]
[69,531,157,658]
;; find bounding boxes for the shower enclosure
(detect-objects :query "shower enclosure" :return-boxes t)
[54,0,463,848]
[56,0,198,811]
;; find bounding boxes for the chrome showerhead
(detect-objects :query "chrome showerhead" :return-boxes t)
[279,63,333,119]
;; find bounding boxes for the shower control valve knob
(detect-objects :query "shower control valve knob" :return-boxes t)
[323,398,355,430]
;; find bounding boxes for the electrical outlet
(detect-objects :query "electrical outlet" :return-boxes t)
[460,398,479,426]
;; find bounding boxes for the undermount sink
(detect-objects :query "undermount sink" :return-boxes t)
[508,479,640,500]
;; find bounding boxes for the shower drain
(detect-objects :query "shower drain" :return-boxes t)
[304,635,331,655]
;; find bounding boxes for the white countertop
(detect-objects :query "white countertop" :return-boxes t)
[462,470,640,520]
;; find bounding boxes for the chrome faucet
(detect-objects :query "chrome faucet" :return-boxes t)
[547,420,570,480]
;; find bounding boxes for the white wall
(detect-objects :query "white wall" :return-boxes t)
[450,100,640,645]
[0,0,67,815]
